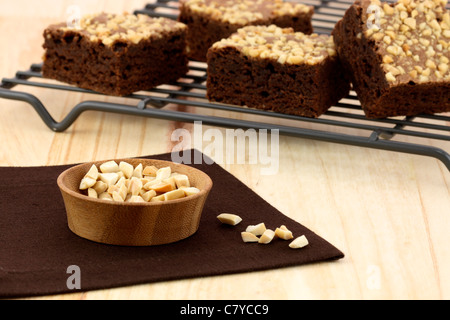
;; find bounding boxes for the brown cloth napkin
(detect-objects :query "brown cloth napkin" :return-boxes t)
[0,149,343,298]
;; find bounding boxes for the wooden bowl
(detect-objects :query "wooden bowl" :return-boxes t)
[57,158,213,246]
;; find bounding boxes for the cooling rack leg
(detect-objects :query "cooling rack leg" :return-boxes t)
[0,88,59,131]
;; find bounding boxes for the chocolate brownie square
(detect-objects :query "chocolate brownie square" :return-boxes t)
[42,13,189,96]
[333,0,450,119]
[206,25,351,118]
[178,0,314,61]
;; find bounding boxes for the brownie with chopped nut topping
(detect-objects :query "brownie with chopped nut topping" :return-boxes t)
[178,0,314,62]
[332,0,450,119]
[206,25,350,118]
[42,13,188,96]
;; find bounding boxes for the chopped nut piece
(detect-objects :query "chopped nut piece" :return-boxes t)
[259,229,276,244]
[383,36,392,45]
[132,163,143,179]
[286,55,304,64]
[150,194,165,202]
[140,177,152,186]
[384,3,395,15]
[142,165,158,177]
[85,164,99,180]
[99,172,120,187]
[404,17,417,30]
[115,176,126,188]
[372,32,385,41]
[141,189,157,202]
[181,187,201,196]
[426,59,437,69]
[112,191,125,202]
[241,232,260,243]
[100,161,119,173]
[143,179,161,190]
[98,192,113,201]
[118,184,128,200]
[129,177,143,196]
[385,72,397,82]
[383,55,394,63]
[107,184,120,195]
[92,181,108,194]
[149,181,174,193]
[386,45,401,56]
[128,195,146,203]
[245,223,267,236]
[217,213,243,226]
[79,176,97,190]
[289,235,309,249]
[119,161,134,179]
[164,189,186,201]
[275,225,294,240]
[409,69,418,78]
[174,174,191,188]
[156,166,172,180]
[87,188,98,199]
[439,63,449,74]
[163,176,177,190]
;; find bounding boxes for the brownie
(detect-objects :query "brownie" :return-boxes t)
[333,0,450,119]
[178,0,314,61]
[42,13,189,96]
[206,25,351,118]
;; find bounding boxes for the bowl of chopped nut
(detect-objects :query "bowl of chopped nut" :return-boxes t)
[57,158,213,246]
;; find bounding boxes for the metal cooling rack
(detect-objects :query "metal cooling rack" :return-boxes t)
[0,0,449,170]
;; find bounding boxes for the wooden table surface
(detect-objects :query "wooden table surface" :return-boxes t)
[1,0,450,300]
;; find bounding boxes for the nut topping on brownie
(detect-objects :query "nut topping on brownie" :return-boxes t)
[43,12,188,96]
[212,25,337,65]
[207,25,350,118]
[54,13,187,46]
[182,0,312,25]
[363,0,449,84]
[332,0,450,118]
[178,0,314,61]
